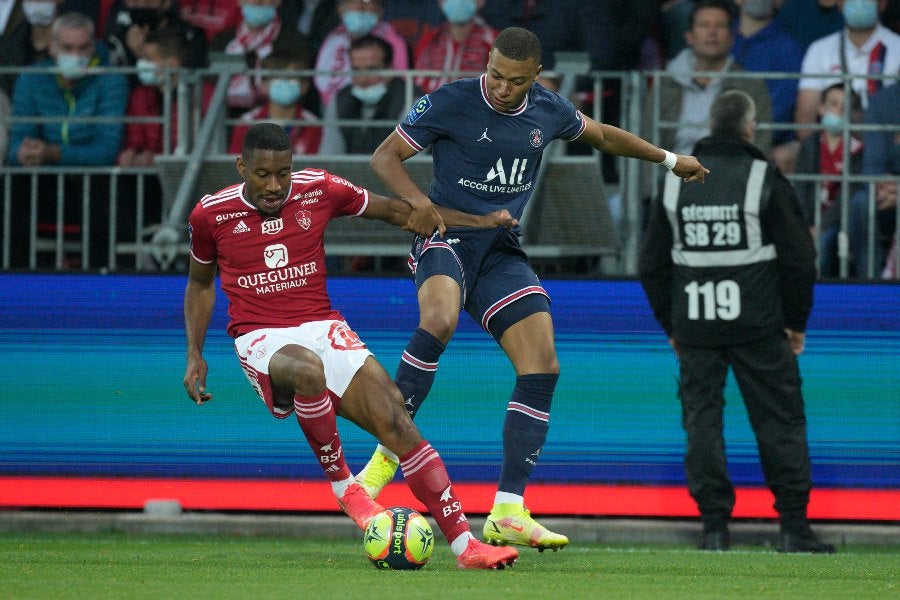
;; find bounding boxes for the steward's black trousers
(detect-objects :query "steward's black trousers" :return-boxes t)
[677,332,812,527]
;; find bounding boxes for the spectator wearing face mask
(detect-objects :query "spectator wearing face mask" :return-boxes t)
[793,83,864,277]
[213,0,310,115]
[228,48,323,156]
[314,0,408,105]
[7,11,127,167]
[0,0,67,96]
[6,11,128,268]
[319,34,419,154]
[412,0,496,94]
[795,0,900,140]
[118,26,213,166]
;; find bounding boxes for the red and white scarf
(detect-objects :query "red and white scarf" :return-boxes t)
[225,16,282,109]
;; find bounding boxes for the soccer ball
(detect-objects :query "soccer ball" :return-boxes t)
[364,506,435,570]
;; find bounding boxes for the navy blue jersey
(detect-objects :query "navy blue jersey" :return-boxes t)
[396,75,586,219]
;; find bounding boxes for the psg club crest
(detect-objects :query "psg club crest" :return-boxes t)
[529,128,544,148]
[295,209,312,230]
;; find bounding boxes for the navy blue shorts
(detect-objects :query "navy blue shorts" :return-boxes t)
[408,227,550,340]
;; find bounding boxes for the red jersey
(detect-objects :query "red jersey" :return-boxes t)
[188,168,369,337]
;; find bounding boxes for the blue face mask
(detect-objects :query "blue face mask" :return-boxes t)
[242,4,277,28]
[441,0,477,24]
[136,59,160,86]
[56,54,90,80]
[343,11,379,36]
[821,112,846,135]
[351,82,387,105]
[269,78,302,106]
[843,0,879,30]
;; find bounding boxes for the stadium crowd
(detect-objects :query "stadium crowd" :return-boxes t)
[0,0,898,277]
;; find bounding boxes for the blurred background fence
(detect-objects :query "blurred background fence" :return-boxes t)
[2,64,897,279]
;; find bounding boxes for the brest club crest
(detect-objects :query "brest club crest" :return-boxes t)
[295,209,312,230]
[529,128,544,148]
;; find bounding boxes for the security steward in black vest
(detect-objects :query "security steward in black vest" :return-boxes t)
[639,90,834,554]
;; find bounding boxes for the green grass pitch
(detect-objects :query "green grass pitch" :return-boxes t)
[0,532,896,599]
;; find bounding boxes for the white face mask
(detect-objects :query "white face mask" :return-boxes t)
[136,59,160,86]
[56,53,90,80]
[351,81,387,105]
[22,1,58,27]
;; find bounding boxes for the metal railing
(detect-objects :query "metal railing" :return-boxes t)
[1,63,897,279]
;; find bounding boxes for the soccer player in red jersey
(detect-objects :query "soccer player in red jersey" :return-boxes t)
[183,122,519,569]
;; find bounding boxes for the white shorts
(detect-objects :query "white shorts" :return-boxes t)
[233,320,373,418]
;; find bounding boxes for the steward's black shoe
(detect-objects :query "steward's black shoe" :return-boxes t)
[698,530,730,551]
[777,529,836,554]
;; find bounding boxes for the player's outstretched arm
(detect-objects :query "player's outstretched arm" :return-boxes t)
[371,131,446,237]
[577,116,709,183]
[363,193,518,231]
[184,258,216,404]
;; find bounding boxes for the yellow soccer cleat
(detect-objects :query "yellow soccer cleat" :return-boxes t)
[354,447,399,500]
[483,503,569,552]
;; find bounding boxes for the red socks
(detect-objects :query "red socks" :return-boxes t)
[294,391,352,482]
[400,440,471,543]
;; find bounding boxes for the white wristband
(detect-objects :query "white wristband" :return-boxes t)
[659,150,677,170]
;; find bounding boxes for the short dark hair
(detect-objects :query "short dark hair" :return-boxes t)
[492,27,541,63]
[820,82,862,113]
[242,123,291,158]
[709,90,756,138]
[262,47,312,71]
[349,35,393,67]
[689,0,736,28]
[145,28,190,66]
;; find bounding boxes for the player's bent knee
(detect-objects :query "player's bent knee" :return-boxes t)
[418,312,458,342]
[269,345,326,396]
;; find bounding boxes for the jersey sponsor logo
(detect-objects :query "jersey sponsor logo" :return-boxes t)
[232,220,250,234]
[262,217,283,235]
[292,188,323,200]
[329,175,363,194]
[486,157,528,185]
[292,188,323,205]
[263,244,288,269]
[477,127,492,142]
[216,211,249,223]
[406,95,432,124]
[239,250,319,294]
[295,209,312,230]
[456,157,533,194]
[529,128,544,148]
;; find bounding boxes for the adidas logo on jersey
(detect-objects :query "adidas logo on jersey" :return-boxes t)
[232,220,251,234]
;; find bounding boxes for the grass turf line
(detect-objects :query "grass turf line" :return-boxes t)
[0,532,897,600]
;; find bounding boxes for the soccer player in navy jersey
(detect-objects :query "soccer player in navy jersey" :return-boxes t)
[183,122,521,569]
[355,27,709,551]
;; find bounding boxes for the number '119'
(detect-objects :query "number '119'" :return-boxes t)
[684,280,741,320]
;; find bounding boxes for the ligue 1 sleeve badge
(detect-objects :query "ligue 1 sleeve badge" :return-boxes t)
[295,209,312,230]
[529,128,543,148]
